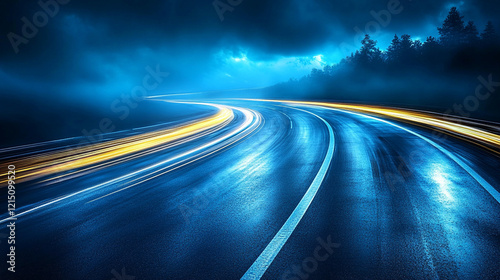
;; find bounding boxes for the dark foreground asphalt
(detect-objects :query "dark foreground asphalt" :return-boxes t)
[0,100,499,280]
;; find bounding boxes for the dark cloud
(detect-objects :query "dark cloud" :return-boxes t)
[0,0,499,96]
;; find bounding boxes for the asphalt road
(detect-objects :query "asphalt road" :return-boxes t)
[1,100,499,280]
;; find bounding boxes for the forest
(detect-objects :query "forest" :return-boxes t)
[270,7,500,120]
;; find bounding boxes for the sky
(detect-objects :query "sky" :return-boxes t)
[1,0,499,100]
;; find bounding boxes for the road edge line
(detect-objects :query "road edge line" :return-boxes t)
[241,107,335,280]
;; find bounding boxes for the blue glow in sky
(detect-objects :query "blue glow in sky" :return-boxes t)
[1,0,498,99]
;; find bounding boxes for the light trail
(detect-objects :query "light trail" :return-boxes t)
[0,103,233,183]
[241,99,500,152]
[86,104,261,203]
[0,104,261,224]
[36,122,228,186]
[314,106,500,205]
[5,99,498,185]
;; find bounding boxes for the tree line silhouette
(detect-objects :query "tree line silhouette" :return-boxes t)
[272,7,500,120]
[310,7,498,80]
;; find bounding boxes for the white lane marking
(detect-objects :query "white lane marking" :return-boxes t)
[251,104,293,130]
[279,111,293,129]
[241,107,335,280]
[272,105,294,130]
[316,106,500,205]
[0,105,259,224]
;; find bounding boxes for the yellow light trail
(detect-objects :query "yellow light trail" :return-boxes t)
[244,99,500,152]
[1,104,234,183]
[86,105,261,203]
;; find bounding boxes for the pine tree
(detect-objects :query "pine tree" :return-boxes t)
[481,21,498,44]
[356,34,381,65]
[413,39,423,55]
[310,68,325,80]
[464,21,479,45]
[323,65,334,76]
[400,34,413,50]
[399,34,414,61]
[360,34,377,54]
[421,36,441,67]
[387,34,401,62]
[438,7,465,46]
[423,36,440,52]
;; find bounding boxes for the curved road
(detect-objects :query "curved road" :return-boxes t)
[1,100,499,279]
